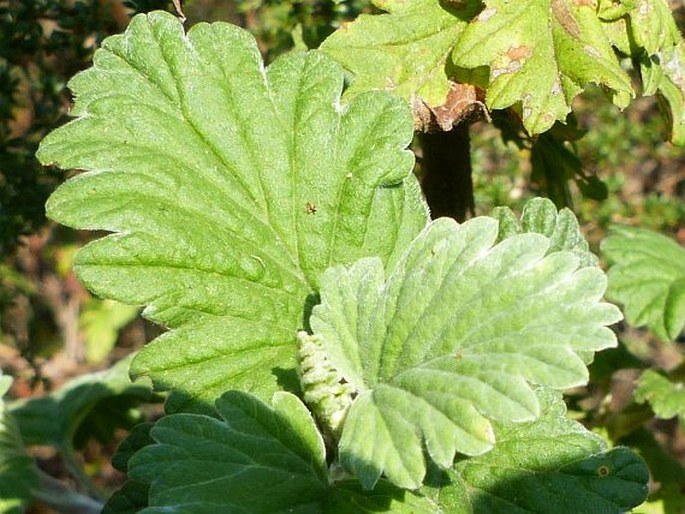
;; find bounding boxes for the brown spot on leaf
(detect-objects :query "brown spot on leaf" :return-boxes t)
[552,0,581,39]
[412,82,489,132]
[305,202,317,214]
[507,45,533,62]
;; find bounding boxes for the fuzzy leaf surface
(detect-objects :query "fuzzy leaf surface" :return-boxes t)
[311,212,621,489]
[602,225,685,341]
[452,0,633,133]
[128,391,436,513]
[424,389,649,513]
[320,0,479,107]
[492,197,598,267]
[37,11,427,412]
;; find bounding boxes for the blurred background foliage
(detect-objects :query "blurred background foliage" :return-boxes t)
[0,0,684,512]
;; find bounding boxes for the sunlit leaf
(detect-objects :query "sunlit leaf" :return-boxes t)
[452,0,633,133]
[37,11,428,413]
[310,205,621,489]
[321,0,480,109]
[634,369,685,422]
[602,225,685,341]
[493,197,598,268]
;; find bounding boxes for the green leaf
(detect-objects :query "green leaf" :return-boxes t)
[9,355,157,450]
[634,369,685,422]
[643,41,685,145]
[621,427,685,514]
[597,0,637,22]
[628,0,681,56]
[129,391,328,513]
[424,389,649,513]
[324,480,438,513]
[37,11,427,413]
[492,197,598,267]
[0,375,37,514]
[602,225,685,341]
[310,209,621,489]
[102,480,150,514]
[106,423,155,514]
[128,390,436,512]
[628,0,685,144]
[80,299,138,363]
[601,0,685,144]
[111,422,155,473]
[320,0,480,107]
[452,0,633,134]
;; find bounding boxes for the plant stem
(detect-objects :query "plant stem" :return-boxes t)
[62,446,105,500]
[419,124,474,222]
[31,468,103,514]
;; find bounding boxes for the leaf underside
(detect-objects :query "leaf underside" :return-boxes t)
[37,11,427,413]
[311,211,621,489]
[602,225,685,341]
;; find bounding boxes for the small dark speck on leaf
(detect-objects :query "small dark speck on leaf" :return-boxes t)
[597,465,610,477]
[305,202,317,214]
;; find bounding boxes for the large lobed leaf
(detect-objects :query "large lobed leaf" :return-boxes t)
[37,11,427,413]
[424,388,649,513]
[602,225,685,341]
[310,214,622,489]
[127,391,437,513]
